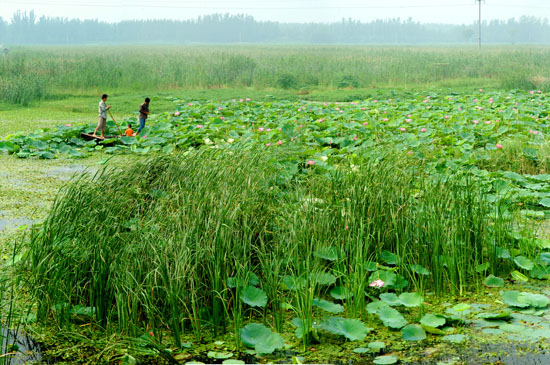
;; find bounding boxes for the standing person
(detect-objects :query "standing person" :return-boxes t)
[137,97,151,134]
[93,94,111,138]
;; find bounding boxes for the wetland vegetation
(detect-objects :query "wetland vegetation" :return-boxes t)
[2,46,550,364]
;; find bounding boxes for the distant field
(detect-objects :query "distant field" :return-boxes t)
[1,45,550,106]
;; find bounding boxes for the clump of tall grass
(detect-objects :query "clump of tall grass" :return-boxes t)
[26,147,515,345]
[478,137,550,175]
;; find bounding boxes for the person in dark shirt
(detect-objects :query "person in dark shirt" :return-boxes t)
[137,97,151,134]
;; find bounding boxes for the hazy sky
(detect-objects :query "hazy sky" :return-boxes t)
[1,0,550,24]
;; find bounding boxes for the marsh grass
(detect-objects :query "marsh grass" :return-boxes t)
[26,147,515,347]
[4,45,550,105]
[479,137,550,175]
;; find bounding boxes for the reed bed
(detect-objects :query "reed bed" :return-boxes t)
[26,148,515,346]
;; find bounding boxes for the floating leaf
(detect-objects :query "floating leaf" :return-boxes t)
[222,360,245,365]
[239,323,284,354]
[501,291,530,308]
[373,355,399,364]
[420,314,446,328]
[401,324,426,341]
[377,306,408,329]
[379,293,401,306]
[514,256,534,270]
[539,198,550,207]
[366,300,388,314]
[477,312,511,321]
[421,325,447,335]
[531,265,550,280]
[207,351,233,360]
[318,317,370,341]
[281,276,306,291]
[483,275,504,288]
[241,286,267,307]
[399,292,423,307]
[312,298,344,314]
[368,341,386,351]
[442,334,468,343]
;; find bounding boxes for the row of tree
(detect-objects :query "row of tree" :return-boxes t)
[1,11,550,44]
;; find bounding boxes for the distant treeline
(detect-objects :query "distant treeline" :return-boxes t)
[1,11,550,44]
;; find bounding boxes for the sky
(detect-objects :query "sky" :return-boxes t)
[1,0,550,24]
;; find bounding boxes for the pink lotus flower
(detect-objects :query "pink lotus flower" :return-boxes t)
[473,120,479,124]
[323,103,328,106]
[174,111,181,116]
[408,151,413,155]
[405,119,412,123]
[353,137,358,140]
[473,99,478,102]
[383,118,389,122]
[188,103,193,106]
[65,123,71,127]
[458,107,462,111]
[240,99,244,102]
[345,225,349,230]
[277,140,282,145]
[339,111,344,113]
[196,125,203,128]
[266,128,272,132]
[220,116,225,120]
[485,121,491,124]
[498,110,503,113]
[258,127,264,132]
[407,114,412,118]
[373,100,378,103]
[388,99,393,102]
[444,116,450,119]
[533,131,540,135]
[363,122,368,125]
[400,128,406,132]
[479,89,484,92]
[218,107,223,110]
[335,107,340,111]
[265,143,271,147]
[246,98,251,101]
[307,160,315,165]
[496,144,503,149]
[362,107,366,111]
[420,128,427,132]
[448,97,453,101]
[426,96,431,99]
[369,279,385,288]
[298,108,302,112]
[530,90,535,95]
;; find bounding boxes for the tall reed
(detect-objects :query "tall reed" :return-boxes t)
[26,147,516,346]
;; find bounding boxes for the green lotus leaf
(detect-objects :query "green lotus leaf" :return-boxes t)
[411,264,430,276]
[501,291,530,308]
[373,355,399,364]
[312,298,344,314]
[330,286,352,300]
[514,256,534,270]
[379,293,401,306]
[314,246,339,261]
[318,317,371,341]
[399,292,423,307]
[441,334,469,343]
[511,270,529,282]
[420,314,446,328]
[240,286,267,308]
[483,275,504,288]
[207,351,233,360]
[222,360,245,365]
[380,251,398,265]
[366,300,388,314]
[239,323,284,355]
[401,324,426,341]
[377,306,408,329]
[310,272,337,286]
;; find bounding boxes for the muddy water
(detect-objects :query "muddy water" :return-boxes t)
[1,327,46,364]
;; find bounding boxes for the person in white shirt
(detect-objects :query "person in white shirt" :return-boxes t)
[93,94,112,138]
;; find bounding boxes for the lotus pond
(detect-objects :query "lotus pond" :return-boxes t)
[3,90,550,364]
